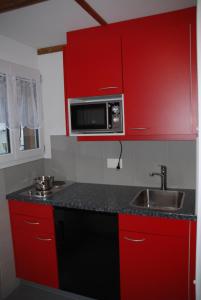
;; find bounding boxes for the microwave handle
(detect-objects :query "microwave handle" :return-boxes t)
[106,102,109,129]
[106,103,112,130]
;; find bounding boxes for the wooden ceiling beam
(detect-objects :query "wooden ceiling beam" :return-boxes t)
[37,44,66,55]
[36,0,107,54]
[74,0,107,25]
[0,0,48,14]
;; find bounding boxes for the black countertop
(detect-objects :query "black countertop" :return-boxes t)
[7,182,196,220]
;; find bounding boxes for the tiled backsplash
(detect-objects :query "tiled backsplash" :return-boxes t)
[44,136,196,189]
[4,159,44,194]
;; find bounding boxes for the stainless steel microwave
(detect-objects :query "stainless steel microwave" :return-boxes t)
[68,94,124,136]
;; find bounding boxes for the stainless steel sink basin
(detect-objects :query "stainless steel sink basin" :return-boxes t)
[130,189,184,212]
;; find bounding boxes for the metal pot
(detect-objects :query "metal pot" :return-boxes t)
[34,176,54,191]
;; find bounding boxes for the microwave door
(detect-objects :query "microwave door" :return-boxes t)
[71,102,108,133]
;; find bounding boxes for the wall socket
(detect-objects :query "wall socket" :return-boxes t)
[107,158,123,169]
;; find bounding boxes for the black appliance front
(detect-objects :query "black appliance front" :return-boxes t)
[54,207,120,300]
[71,103,107,130]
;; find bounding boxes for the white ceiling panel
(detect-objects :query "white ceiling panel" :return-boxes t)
[0,0,196,49]
[87,0,196,23]
[0,0,98,48]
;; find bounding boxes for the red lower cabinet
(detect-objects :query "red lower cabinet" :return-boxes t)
[9,200,59,288]
[119,214,196,300]
[190,221,197,300]
[13,230,58,288]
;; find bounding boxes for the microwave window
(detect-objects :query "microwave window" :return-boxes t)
[71,103,107,130]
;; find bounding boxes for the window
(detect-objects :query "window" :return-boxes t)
[0,73,11,155]
[0,124,10,155]
[0,60,43,168]
[20,127,39,151]
[16,77,40,151]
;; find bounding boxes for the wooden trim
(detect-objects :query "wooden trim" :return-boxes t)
[0,0,48,14]
[74,0,107,25]
[37,44,66,55]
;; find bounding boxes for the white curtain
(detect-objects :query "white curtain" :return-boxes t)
[16,77,39,129]
[0,73,9,128]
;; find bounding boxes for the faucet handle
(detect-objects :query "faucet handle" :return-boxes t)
[158,164,167,170]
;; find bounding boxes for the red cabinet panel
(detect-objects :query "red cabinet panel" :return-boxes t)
[119,230,188,300]
[119,214,189,237]
[9,200,53,219]
[63,46,69,136]
[64,8,197,141]
[190,221,196,300]
[11,214,54,234]
[66,27,123,98]
[13,230,58,288]
[119,214,196,300]
[122,20,197,140]
[9,200,59,288]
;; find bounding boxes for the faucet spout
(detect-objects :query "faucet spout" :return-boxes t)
[149,165,167,190]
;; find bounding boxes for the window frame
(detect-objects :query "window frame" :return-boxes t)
[0,59,44,169]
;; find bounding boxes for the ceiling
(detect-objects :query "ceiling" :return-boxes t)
[0,0,196,49]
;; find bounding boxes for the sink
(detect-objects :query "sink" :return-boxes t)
[130,189,184,212]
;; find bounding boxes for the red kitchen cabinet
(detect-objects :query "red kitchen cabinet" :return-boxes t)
[63,45,69,136]
[119,214,196,300]
[64,8,197,141]
[66,27,123,98]
[9,200,59,288]
[190,220,197,300]
[122,17,197,140]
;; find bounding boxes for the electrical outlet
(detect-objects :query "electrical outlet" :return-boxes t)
[107,158,123,169]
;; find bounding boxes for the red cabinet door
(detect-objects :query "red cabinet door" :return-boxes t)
[190,221,197,300]
[63,46,69,136]
[123,21,197,139]
[9,201,59,288]
[13,230,58,288]
[119,230,189,300]
[66,28,123,98]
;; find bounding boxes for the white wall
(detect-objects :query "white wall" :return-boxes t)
[0,171,18,299]
[196,1,201,299]
[38,52,66,158]
[0,34,38,68]
[0,34,39,299]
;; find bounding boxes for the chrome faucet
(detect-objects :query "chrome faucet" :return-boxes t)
[150,165,167,190]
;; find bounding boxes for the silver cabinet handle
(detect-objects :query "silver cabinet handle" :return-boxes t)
[99,86,118,90]
[124,237,145,243]
[24,220,40,225]
[129,127,149,130]
[36,237,52,241]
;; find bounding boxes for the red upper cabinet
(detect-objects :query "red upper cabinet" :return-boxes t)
[64,8,197,141]
[63,45,68,101]
[66,27,123,98]
[122,12,197,140]
[63,46,69,136]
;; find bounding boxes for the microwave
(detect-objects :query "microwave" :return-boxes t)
[68,94,124,136]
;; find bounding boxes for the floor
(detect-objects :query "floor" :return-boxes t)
[5,284,94,300]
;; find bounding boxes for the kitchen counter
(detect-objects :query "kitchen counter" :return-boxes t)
[7,182,196,220]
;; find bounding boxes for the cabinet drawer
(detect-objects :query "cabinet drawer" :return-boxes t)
[11,214,55,234]
[119,214,189,237]
[9,200,53,219]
